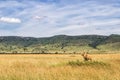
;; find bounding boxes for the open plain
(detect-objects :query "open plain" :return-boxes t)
[0,53,120,80]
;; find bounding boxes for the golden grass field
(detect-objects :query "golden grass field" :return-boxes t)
[0,53,120,80]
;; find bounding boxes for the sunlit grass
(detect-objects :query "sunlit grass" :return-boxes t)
[0,53,120,80]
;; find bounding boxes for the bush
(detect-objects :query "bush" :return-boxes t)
[67,60,109,66]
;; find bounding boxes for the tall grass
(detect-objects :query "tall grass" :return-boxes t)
[0,54,120,80]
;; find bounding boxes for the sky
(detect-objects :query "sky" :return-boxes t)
[0,0,120,37]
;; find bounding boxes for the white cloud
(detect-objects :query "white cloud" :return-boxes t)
[33,16,46,20]
[0,0,120,37]
[0,17,21,23]
[16,1,120,37]
[51,19,120,34]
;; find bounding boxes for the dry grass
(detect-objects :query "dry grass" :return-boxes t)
[0,53,120,80]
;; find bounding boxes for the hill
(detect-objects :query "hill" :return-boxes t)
[0,34,119,53]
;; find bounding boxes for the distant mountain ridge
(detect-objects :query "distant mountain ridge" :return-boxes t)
[0,34,119,53]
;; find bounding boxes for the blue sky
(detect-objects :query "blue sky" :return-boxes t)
[0,0,120,37]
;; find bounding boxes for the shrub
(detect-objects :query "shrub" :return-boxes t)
[67,60,109,67]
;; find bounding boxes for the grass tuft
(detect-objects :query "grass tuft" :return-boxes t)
[67,60,109,67]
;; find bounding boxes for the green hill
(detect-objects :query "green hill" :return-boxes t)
[0,34,119,53]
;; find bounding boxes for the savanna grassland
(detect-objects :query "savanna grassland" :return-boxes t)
[0,53,120,80]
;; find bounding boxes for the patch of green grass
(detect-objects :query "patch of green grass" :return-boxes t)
[97,42,120,51]
[67,60,109,67]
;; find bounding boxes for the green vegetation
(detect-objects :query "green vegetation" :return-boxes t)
[67,60,109,67]
[0,34,119,53]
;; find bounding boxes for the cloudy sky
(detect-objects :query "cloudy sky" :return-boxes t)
[0,0,120,37]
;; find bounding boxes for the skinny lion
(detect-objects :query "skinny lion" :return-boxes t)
[81,52,92,61]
